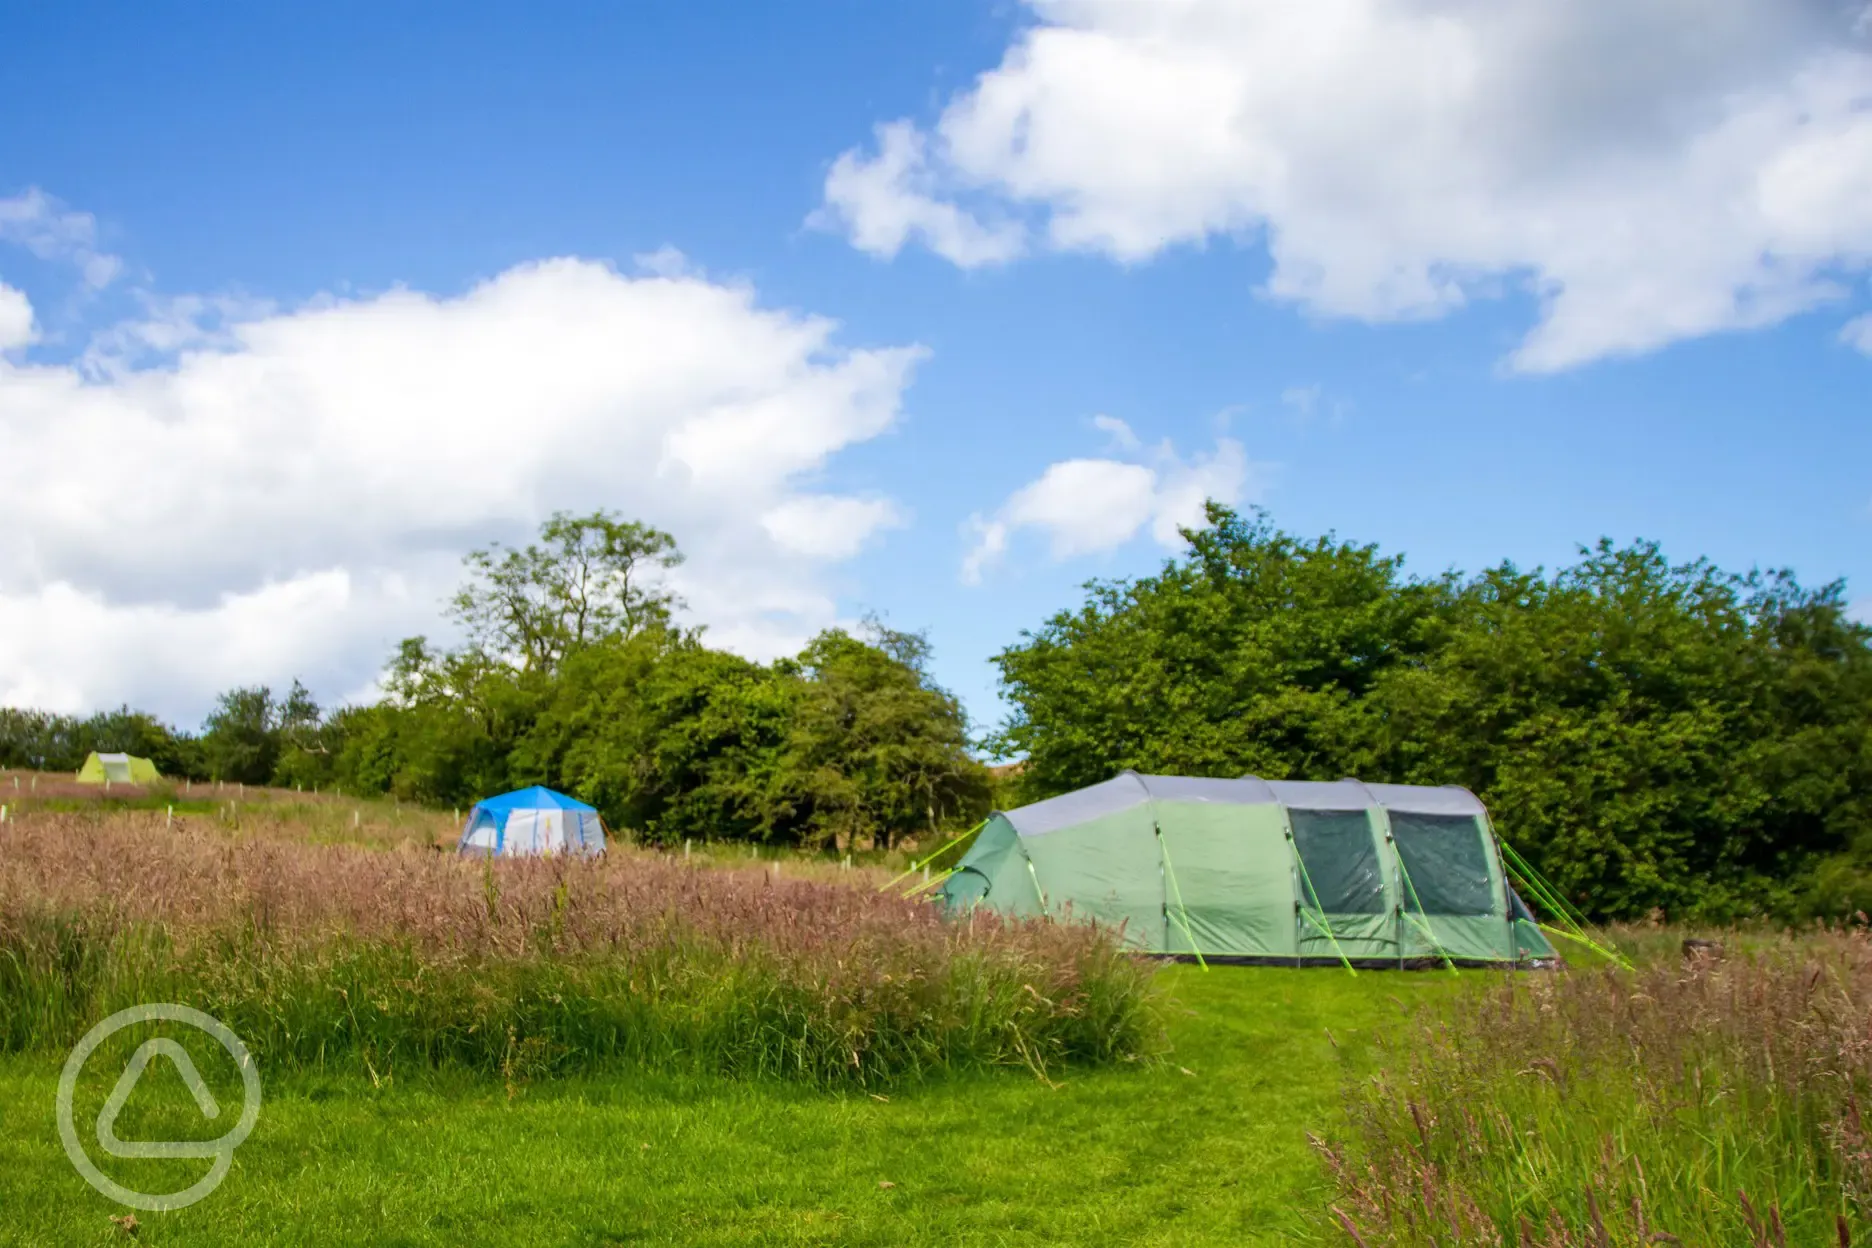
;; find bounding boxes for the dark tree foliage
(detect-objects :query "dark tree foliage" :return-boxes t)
[262,514,986,850]
[991,504,1872,921]
[199,686,283,784]
[772,622,991,853]
[0,706,203,778]
[520,632,801,845]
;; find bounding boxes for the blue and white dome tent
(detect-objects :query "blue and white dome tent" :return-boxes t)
[457,786,608,857]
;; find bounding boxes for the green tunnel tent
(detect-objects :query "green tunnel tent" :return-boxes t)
[937,773,1555,967]
[76,752,162,785]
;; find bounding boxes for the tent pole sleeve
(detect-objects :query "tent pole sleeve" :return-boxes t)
[1497,840,1629,968]
[901,867,957,898]
[1497,838,1595,931]
[1287,831,1357,976]
[1535,922,1631,966]
[1504,858,1607,958]
[1156,825,1207,971]
[1499,840,1606,944]
[1023,855,1049,916]
[877,819,987,893]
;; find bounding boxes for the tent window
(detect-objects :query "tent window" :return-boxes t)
[1508,887,1535,923]
[1391,812,1495,915]
[1290,810,1385,914]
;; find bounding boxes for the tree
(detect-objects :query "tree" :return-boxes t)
[990,503,1447,797]
[270,680,340,789]
[8,511,996,860]
[200,686,280,785]
[0,706,202,777]
[992,505,1872,921]
[525,631,801,845]
[355,639,531,803]
[450,511,683,673]
[1352,544,1872,919]
[776,624,992,853]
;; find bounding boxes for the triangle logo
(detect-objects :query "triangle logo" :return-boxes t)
[96,1038,225,1160]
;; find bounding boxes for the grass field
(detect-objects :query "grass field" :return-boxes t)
[8,772,1868,1246]
[0,966,1457,1246]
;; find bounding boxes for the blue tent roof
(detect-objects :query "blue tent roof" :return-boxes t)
[472,786,596,815]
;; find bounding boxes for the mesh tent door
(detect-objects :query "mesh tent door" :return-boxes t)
[1289,808,1393,961]
[1388,810,1514,962]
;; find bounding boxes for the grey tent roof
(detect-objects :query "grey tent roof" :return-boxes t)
[1002,773,1153,838]
[1002,770,1487,837]
[1360,782,1487,816]
[1267,779,1370,811]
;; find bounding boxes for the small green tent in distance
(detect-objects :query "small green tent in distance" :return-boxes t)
[76,752,162,786]
[938,772,1555,968]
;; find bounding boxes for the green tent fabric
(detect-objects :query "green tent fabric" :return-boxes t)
[75,752,162,785]
[938,772,1557,967]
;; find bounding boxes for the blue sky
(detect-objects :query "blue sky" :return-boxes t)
[2,1,1869,734]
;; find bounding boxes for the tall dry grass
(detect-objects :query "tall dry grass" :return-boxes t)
[1316,930,1872,1246]
[0,812,1163,1086]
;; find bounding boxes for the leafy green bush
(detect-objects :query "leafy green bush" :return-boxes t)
[992,504,1872,921]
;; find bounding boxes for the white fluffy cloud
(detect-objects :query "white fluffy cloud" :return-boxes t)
[0,188,122,289]
[0,258,925,722]
[822,1,1872,370]
[816,121,1026,267]
[760,495,906,560]
[0,282,32,350]
[962,420,1251,583]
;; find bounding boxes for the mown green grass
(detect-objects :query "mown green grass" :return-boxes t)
[0,966,1465,1246]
